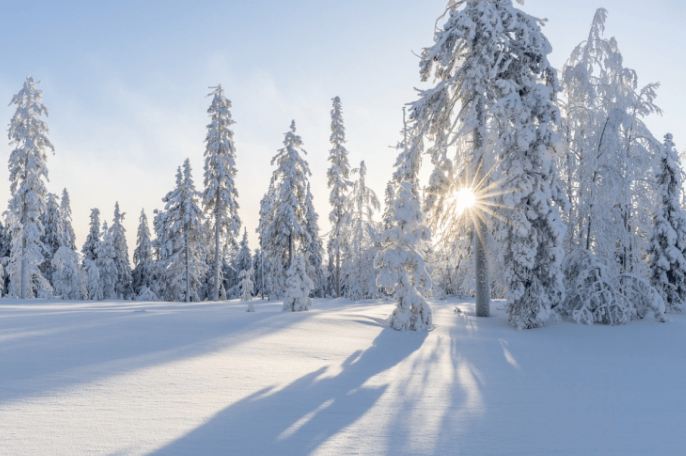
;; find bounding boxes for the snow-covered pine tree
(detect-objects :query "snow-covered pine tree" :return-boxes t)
[132,209,156,299]
[488,2,568,329]
[649,134,686,313]
[82,208,101,264]
[202,85,241,302]
[96,221,118,300]
[6,76,54,299]
[159,159,208,302]
[60,188,76,251]
[40,192,62,286]
[303,183,325,297]
[110,202,133,299]
[326,96,353,298]
[375,181,433,330]
[283,254,313,312]
[342,161,381,299]
[255,183,275,299]
[264,121,311,297]
[51,246,87,300]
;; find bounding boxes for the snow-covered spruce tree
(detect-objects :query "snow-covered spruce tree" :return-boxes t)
[326,96,353,298]
[202,85,241,302]
[159,160,208,302]
[110,202,133,299]
[82,208,101,264]
[95,221,118,300]
[40,192,62,286]
[132,209,156,299]
[264,121,311,298]
[375,182,433,330]
[649,134,686,313]
[303,183,325,297]
[489,4,568,329]
[51,246,87,300]
[342,161,381,299]
[229,229,252,297]
[283,254,313,312]
[60,188,76,251]
[6,76,54,299]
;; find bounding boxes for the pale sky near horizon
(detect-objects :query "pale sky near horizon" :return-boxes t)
[0,0,684,255]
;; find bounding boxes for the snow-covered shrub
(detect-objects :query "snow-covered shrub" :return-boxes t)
[561,249,667,325]
[282,255,313,312]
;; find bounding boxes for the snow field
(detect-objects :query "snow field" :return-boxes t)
[1,298,685,455]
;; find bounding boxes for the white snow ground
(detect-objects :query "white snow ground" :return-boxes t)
[1,297,684,455]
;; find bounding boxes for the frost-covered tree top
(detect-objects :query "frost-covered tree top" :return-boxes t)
[82,208,101,263]
[202,84,241,238]
[269,120,311,249]
[8,76,53,200]
[133,209,153,267]
[60,188,76,251]
[327,96,353,231]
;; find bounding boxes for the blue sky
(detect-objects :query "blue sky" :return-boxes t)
[0,0,683,252]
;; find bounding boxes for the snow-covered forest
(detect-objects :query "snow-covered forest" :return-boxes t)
[2,2,684,332]
[4,1,686,455]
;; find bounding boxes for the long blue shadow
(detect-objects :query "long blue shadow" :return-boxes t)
[149,328,428,455]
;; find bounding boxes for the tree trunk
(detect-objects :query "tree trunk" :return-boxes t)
[473,100,490,317]
[213,211,220,301]
[474,217,490,317]
[185,226,190,303]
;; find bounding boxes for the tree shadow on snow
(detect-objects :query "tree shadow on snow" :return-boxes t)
[149,328,427,455]
[0,301,318,405]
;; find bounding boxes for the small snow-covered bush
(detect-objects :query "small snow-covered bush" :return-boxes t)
[561,249,666,325]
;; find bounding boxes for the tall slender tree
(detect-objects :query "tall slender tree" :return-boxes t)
[326,96,353,298]
[202,85,241,302]
[159,160,207,302]
[110,202,133,299]
[96,221,117,300]
[60,188,76,251]
[263,121,311,297]
[6,76,54,299]
[132,209,155,298]
[342,161,381,299]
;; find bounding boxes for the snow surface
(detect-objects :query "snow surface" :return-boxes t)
[1,297,684,455]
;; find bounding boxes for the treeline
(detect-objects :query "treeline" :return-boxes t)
[2,2,685,333]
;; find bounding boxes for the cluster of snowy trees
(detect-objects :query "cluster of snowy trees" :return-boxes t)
[419,2,680,329]
[2,1,684,332]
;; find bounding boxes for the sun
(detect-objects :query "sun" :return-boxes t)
[452,187,477,214]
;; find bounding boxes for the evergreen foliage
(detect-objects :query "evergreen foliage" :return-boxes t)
[202,85,241,301]
[649,134,686,313]
[6,76,54,299]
